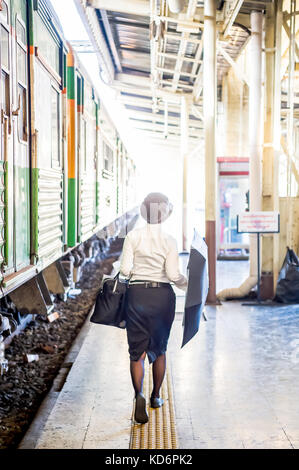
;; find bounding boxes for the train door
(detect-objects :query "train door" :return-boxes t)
[12,7,30,271]
[76,76,96,242]
[217,157,249,260]
[0,0,13,274]
[1,0,30,275]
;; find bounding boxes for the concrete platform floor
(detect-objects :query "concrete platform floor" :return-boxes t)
[20,261,299,449]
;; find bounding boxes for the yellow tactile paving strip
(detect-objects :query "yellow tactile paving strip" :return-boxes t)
[130,359,178,449]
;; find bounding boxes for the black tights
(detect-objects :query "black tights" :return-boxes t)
[130,353,166,398]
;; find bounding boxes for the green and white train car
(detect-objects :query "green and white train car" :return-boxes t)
[0,0,137,317]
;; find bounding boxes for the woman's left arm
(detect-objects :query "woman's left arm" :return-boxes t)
[165,237,188,291]
[119,234,134,278]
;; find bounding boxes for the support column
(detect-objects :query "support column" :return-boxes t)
[204,0,217,303]
[248,11,263,282]
[181,95,190,252]
[261,1,282,299]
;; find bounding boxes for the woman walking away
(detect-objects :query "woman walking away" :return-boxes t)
[120,192,187,424]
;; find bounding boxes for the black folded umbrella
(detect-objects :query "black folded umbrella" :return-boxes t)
[181,231,209,348]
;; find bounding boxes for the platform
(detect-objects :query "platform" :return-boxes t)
[19,261,299,449]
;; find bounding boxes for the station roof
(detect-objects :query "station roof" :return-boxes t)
[73,0,273,145]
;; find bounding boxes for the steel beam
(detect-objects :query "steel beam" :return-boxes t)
[222,0,245,38]
[113,80,192,103]
[126,109,202,127]
[74,0,115,83]
[167,0,186,14]
[217,43,249,86]
[248,10,263,283]
[156,66,198,77]
[171,0,199,92]
[204,0,217,304]
[115,73,151,88]
[100,9,123,73]
[181,96,190,251]
[130,120,202,137]
[87,0,150,16]
[157,52,202,63]
[260,1,281,299]
[164,32,202,43]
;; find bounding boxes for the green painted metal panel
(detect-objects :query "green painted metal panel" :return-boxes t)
[77,75,83,106]
[14,164,30,270]
[28,0,35,48]
[67,66,75,100]
[67,177,77,247]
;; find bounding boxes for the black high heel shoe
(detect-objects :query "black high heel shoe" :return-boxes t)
[135,393,149,424]
[150,396,164,408]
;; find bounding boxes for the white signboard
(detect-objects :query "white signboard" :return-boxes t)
[237,211,280,233]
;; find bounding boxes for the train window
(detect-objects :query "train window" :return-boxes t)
[17,42,26,85]
[18,84,27,141]
[1,71,9,115]
[16,19,27,143]
[34,14,59,74]
[84,85,95,118]
[0,2,8,23]
[85,120,96,172]
[1,25,9,70]
[16,20,26,45]
[103,142,114,175]
[81,120,87,173]
[51,87,60,168]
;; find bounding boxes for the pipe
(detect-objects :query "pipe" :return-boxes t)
[204,0,217,303]
[181,96,190,251]
[223,0,244,38]
[248,11,263,215]
[167,0,186,14]
[217,276,258,301]
[217,11,263,301]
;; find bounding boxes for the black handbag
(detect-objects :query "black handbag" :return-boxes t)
[275,247,299,303]
[90,273,128,328]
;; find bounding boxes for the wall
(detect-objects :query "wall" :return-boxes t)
[279,197,299,268]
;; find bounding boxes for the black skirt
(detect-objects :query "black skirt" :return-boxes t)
[125,283,176,363]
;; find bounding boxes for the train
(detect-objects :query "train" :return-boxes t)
[0,0,138,352]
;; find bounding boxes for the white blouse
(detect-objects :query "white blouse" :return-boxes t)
[119,223,188,290]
